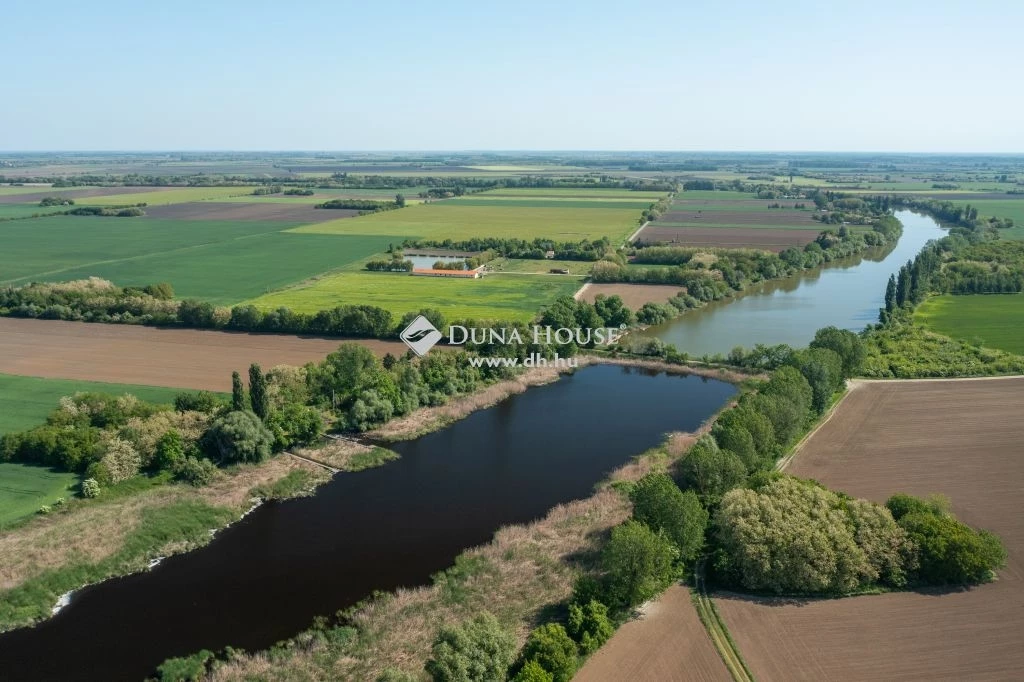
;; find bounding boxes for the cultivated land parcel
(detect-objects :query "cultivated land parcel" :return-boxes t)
[0,186,655,316]
[717,378,1024,681]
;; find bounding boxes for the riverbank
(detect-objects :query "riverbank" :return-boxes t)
[0,358,743,637]
[199,424,727,680]
[0,456,330,633]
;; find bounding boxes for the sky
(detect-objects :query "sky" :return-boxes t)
[2,0,1022,152]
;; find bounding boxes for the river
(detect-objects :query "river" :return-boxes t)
[636,211,946,354]
[0,365,735,681]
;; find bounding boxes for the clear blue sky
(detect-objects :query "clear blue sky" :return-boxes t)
[3,0,1021,152]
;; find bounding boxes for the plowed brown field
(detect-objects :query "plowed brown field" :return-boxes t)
[577,283,685,308]
[144,202,354,222]
[0,318,406,391]
[574,585,730,682]
[716,377,1024,681]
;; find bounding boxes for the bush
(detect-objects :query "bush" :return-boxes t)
[81,478,101,498]
[566,599,613,654]
[602,520,680,608]
[629,473,708,563]
[889,495,1008,585]
[155,649,215,681]
[511,660,554,682]
[202,410,273,463]
[425,611,516,682]
[520,623,578,682]
[154,430,186,471]
[173,456,218,487]
[173,391,220,414]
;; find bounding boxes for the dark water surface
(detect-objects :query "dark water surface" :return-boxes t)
[636,211,946,354]
[0,364,735,681]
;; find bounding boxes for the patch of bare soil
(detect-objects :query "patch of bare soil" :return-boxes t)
[716,377,1024,681]
[144,202,355,223]
[578,283,685,308]
[0,187,171,205]
[575,585,730,682]
[0,318,406,391]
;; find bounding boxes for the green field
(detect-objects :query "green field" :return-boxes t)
[0,374,188,525]
[0,373,186,435]
[0,204,71,220]
[79,186,256,206]
[291,202,643,242]
[0,216,400,304]
[953,198,1024,240]
[0,463,79,526]
[915,294,1024,355]
[246,271,583,321]
[218,187,431,204]
[487,258,594,275]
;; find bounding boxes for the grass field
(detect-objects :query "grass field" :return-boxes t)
[0,373,185,435]
[0,463,80,527]
[487,258,594,275]
[915,293,1024,355]
[0,216,400,304]
[291,202,644,242]
[0,204,70,220]
[76,187,256,206]
[953,198,1024,240]
[0,374,186,525]
[246,271,583,321]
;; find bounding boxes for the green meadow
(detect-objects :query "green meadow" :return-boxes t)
[953,198,1024,240]
[0,464,79,527]
[246,271,583,321]
[0,216,400,304]
[915,294,1024,355]
[79,186,256,206]
[291,202,644,242]
[0,374,186,526]
[0,204,70,220]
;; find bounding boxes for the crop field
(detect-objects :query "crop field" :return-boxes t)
[291,198,648,242]
[143,202,349,223]
[0,186,161,204]
[716,378,1024,681]
[577,282,684,308]
[0,372,185,435]
[0,216,399,304]
[0,204,70,220]
[915,294,1024,355]
[953,198,1024,240]
[217,187,431,204]
[73,186,256,206]
[0,374,189,527]
[575,585,730,682]
[635,190,824,251]
[0,318,403,391]
[246,271,583,321]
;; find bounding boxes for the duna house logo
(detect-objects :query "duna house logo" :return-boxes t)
[400,315,443,356]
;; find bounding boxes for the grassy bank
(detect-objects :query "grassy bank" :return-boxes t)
[174,428,713,681]
[0,457,329,633]
[0,463,79,527]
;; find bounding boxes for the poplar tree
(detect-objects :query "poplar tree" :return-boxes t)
[249,363,269,420]
[231,371,245,411]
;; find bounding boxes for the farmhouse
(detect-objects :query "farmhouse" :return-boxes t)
[410,268,481,279]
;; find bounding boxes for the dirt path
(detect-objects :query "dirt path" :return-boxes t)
[0,318,406,391]
[574,584,731,682]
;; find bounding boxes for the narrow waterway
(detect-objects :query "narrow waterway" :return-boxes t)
[637,211,946,354]
[0,365,735,681]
